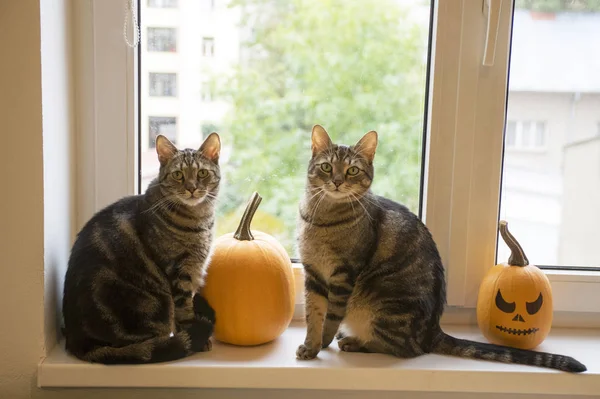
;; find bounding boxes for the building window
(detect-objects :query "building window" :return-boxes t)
[202,37,215,57]
[201,82,213,102]
[148,0,178,7]
[147,28,177,52]
[149,73,177,97]
[149,117,177,148]
[201,0,215,11]
[505,120,546,151]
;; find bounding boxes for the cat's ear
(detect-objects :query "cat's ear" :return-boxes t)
[311,125,333,156]
[200,132,221,163]
[156,135,178,166]
[355,130,378,163]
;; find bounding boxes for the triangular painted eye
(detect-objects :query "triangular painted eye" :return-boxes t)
[526,293,543,315]
[495,290,516,313]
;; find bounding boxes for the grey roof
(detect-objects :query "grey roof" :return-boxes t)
[509,9,600,93]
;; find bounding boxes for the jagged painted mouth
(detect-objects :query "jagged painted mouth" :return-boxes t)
[495,325,539,336]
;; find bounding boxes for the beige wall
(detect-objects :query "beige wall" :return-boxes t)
[0,0,46,397]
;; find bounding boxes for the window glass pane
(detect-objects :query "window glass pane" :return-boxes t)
[139,0,433,255]
[499,2,600,267]
[202,37,215,57]
[148,0,178,7]
[148,27,177,52]
[149,116,177,147]
[505,121,517,147]
[201,0,215,12]
[149,73,177,96]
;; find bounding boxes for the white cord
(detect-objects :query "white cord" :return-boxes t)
[123,0,140,48]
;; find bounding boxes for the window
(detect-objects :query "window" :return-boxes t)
[147,27,177,52]
[148,117,177,147]
[148,0,177,7]
[141,0,432,255]
[201,0,215,12]
[504,120,547,151]
[80,0,600,337]
[202,37,215,57]
[499,2,600,272]
[201,82,212,102]
[149,73,177,96]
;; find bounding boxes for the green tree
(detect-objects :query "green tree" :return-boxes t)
[215,0,428,253]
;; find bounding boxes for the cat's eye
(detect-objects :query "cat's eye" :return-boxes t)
[347,166,360,176]
[171,171,183,180]
[198,169,209,178]
[320,163,332,173]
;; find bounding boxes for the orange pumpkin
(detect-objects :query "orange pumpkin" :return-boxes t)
[476,221,553,350]
[203,192,295,346]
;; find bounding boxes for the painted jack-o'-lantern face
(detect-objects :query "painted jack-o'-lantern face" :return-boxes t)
[477,221,553,350]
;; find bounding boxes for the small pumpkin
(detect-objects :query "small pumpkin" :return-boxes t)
[203,192,295,346]
[476,220,553,349]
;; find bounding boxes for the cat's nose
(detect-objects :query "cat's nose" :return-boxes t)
[184,182,197,192]
[333,180,343,188]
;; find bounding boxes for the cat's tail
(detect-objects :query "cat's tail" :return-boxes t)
[431,330,586,373]
[77,317,214,365]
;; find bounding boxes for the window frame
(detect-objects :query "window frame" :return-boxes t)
[78,0,600,324]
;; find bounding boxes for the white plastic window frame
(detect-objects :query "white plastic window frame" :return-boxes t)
[425,0,600,315]
[76,0,600,325]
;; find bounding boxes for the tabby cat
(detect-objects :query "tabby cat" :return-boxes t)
[296,125,586,373]
[62,134,221,364]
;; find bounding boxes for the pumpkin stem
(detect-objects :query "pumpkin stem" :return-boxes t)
[499,220,529,267]
[234,192,262,241]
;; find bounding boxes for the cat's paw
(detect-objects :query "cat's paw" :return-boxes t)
[186,316,214,353]
[201,338,213,352]
[338,336,365,353]
[296,344,319,360]
[193,294,216,324]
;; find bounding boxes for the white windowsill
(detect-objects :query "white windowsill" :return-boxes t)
[38,322,600,395]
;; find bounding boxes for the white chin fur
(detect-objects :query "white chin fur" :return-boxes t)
[326,190,349,200]
[179,196,203,206]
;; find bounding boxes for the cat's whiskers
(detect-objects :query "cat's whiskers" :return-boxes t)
[349,192,374,223]
[346,192,357,216]
[203,192,220,207]
[354,192,383,211]
[305,187,326,203]
[306,190,327,228]
[144,195,179,215]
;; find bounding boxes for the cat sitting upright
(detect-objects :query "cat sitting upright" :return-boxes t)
[296,125,585,373]
[63,133,221,364]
